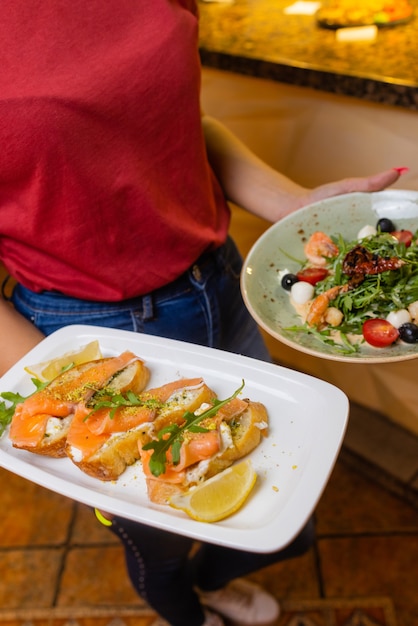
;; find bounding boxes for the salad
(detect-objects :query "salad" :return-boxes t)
[281,217,418,355]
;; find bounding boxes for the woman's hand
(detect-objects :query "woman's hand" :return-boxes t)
[0,297,44,376]
[302,168,405,208]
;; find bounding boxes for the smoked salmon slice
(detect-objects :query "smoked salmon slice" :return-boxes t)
[66,403,157,460]
[148,378,216,431]
[9,351,142,454]
[140,428,221,484]
[65,378,214,468]
[139,397,249,484]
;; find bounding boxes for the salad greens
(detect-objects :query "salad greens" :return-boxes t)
[285,228,418,353]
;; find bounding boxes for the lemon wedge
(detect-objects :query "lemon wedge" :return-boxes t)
[169,459,257,523]
[24,340,102,381]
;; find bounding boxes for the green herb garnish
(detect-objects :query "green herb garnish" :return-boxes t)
[85,387,165,420]
[284,324,360,354]
[142,380,245,477]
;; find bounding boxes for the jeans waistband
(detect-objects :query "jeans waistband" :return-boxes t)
[7,240,228,311]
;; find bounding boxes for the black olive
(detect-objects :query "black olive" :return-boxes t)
[281,273,299,291]
[376,217,395,233]
[398,322,418,343]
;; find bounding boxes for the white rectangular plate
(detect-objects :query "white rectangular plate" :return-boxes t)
[0,325,349,553]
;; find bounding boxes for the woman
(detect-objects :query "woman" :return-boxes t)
[0,1,403,625]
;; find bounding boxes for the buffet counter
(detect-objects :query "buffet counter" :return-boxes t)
[199,1,418,435]
[198,0,418,110]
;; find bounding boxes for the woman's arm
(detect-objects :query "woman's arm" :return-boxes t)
[0,297,44,376]
[202,114,402,222]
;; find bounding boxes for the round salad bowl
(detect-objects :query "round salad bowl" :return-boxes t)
[241,189,418,363]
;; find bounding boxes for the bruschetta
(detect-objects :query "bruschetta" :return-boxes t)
[139,394,268,505]
[9,352,148,458]
[65,377,216,481]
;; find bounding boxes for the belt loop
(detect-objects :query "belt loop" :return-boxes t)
[142,294,154,321]
[192,264,202,282]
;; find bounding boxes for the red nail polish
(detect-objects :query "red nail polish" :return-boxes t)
[393,167,409,175]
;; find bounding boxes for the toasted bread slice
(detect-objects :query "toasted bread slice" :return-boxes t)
[143,378,216,432]
[146,476,185,505]
[66,399,156,481]
[9,358,111,457]
[9,353,146,458]
[143,399,268,504]
[67,377,216,481]
[19,414,74,458]
[68,420,149,481]
[106,359,150,395]
[204,401,268,478]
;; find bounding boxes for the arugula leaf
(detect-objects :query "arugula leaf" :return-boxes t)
[84,387,165,420]
[0,393,25,436]
[142,380,245,477]
[279,248,305,265]
[284,323,360,354]
[284,228,418,351]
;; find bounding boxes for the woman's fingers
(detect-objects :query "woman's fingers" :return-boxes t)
[308,167,407,205]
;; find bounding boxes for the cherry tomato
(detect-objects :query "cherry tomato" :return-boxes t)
[391,230,413,247]
[296,267,329,285]
[363,318,399,348]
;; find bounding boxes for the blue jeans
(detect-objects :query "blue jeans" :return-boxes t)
[10,237,314,626]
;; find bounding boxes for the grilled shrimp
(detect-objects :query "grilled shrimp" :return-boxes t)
[304,231,339,266]
[306,285,347,327]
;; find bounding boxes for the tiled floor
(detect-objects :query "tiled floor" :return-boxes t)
[0,401,417,626]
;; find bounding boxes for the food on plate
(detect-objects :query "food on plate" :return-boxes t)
[316,0,413,27]
[2,347,268,521]
[281,218,418,353]
[169,458,257,523]
[66,377,215,481]
[138,383,268,505]
[304,231,338,267]
[9,352,148,457]
[142,378,215,432]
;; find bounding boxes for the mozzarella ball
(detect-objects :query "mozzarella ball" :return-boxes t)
[357,225,377,240]
[290,281,315,304]
[386,309,411,328]
[408,301,418,322]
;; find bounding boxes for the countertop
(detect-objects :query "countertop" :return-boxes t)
[198,0,418,110]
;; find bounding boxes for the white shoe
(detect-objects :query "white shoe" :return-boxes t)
[150,608,224,626]
[199,578,280,625]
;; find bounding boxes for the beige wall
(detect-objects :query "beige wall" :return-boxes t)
[202,67,418,436]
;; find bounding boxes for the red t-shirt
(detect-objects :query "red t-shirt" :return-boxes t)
[0,0,230,300]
